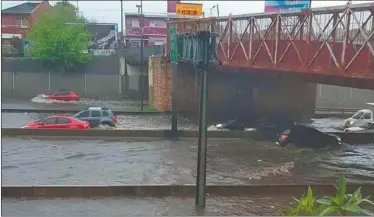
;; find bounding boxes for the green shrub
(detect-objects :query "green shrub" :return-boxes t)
[283,176,373,216]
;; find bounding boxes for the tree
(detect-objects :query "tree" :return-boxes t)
[27,1,92,73]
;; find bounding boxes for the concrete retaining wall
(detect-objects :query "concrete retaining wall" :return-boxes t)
[1,57,150,100]
[2,129,374,144]
[3,184,374,198]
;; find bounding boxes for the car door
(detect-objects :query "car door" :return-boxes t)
[75,110,90,121]
[40,118,58,128]
[90,110,102,127]
[55,118,72,129]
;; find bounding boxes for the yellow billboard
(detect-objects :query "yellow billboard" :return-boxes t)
[176,3,203,17]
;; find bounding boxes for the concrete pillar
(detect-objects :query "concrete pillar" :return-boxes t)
[149,59,317,122]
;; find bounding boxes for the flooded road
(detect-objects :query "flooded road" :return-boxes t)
[2,137,374,185]
[1,112,195,129]
[2,96,146,111]
[1,112,344,131]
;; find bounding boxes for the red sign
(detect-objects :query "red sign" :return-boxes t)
[167,0,180,13]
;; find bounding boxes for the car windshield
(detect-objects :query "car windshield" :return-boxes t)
[351,111,365,119]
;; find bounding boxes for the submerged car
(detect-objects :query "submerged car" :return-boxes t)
[73,107,117,128]
[276,124,342,148]
[21,115,90,129]
[344,122,374,132]
[215,119,246,131]
[42,89,80,101]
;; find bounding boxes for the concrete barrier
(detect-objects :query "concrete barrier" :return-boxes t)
[1,128,374,144]
[3,184,374,199]
[1,108,171,116]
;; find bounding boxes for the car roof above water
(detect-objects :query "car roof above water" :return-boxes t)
[88,107,110,111]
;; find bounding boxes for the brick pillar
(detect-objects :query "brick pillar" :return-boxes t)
[148,56,172,111]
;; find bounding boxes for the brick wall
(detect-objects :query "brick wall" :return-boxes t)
[149,56,172,111]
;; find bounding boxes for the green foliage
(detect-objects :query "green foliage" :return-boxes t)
[317,176,374,216]
[283,176,374,216]
[282,186,324,216]
[26,1,92,73]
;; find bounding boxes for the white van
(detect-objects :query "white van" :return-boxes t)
[343,103,374,128]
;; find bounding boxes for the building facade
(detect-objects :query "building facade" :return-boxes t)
[1,1,50,54]
[124,13,168,48]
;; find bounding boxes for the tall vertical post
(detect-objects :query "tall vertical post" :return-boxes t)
[196,32,209,208]
[169,26,178,133]
[140,0,144,111]
[171,63,178,132]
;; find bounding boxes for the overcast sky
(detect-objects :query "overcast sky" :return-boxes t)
[2,1,372,25]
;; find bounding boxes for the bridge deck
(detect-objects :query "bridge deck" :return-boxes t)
[167,3,374,89]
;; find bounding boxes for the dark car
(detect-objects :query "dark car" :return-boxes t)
[73,107,117,128]
[215,119,246,131]
[276,124,343,148]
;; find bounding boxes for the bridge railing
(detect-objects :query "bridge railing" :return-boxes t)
[167,3,374,79]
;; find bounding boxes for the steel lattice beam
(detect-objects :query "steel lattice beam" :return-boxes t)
[167,3,374,88]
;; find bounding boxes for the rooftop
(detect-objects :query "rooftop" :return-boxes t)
[1,2,40,14]
[125,13,168,19]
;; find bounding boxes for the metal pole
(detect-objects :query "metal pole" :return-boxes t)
[171,63,178,133]
[121,0,124,44]
[140,0,144,111]
[216,4,220,17]
[195,32,209,208]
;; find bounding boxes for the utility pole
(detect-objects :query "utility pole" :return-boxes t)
[140,0,144,111]
[216,4,220,17]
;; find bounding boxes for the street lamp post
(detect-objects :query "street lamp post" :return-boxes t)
[136,0,144,111]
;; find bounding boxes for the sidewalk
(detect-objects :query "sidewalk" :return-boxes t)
[2,196,291,216]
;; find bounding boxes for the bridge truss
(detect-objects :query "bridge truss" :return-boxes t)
[167,3,374,86]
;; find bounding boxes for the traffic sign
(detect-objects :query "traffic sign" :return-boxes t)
[176,3,203,17]
[169,27,178,64]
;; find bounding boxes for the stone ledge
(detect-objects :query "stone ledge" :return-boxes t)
[3,184,374,199]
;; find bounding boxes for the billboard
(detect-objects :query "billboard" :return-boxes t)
[85,23,118,56]
[264,0,311,12]
[176,3,203,17]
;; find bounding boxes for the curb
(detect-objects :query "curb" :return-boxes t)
[3,184,374,199]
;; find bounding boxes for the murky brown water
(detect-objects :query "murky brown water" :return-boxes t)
[2,137,373,185]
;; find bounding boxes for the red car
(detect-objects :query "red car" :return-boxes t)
[42,89,80,101]
[21,115,90,129]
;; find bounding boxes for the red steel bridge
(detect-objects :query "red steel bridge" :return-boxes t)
[167,3,374,89]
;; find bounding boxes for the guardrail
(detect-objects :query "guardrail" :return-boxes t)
[1,107,359,116]
[1,108,171,116]
[3,184,374,198]
[2,129,374,144]
[314,107,360,115]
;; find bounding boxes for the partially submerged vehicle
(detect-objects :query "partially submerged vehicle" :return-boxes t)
[344,122,374,132]
[276,124,343,148]
[21,114,90,129]
[73,107,117,128]
[343,103,374,128]
[41,89,80,101]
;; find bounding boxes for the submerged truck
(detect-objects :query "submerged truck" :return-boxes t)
[343,103,374,132]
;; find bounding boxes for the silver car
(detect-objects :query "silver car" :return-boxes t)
[73,107,117,128]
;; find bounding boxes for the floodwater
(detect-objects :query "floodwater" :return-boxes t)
[2,137,374,185]
[2,96,146,111]
[2,97,347,131]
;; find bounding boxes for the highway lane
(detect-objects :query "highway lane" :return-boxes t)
[1,112,344,131]
[2,137,374,186]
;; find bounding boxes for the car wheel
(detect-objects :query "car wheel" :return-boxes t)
[101,122,115,127]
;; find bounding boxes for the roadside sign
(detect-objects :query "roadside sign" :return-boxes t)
[176,3,203,17]
[169,27,178,64]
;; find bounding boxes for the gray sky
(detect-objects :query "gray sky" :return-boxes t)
[2,1,372,25]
